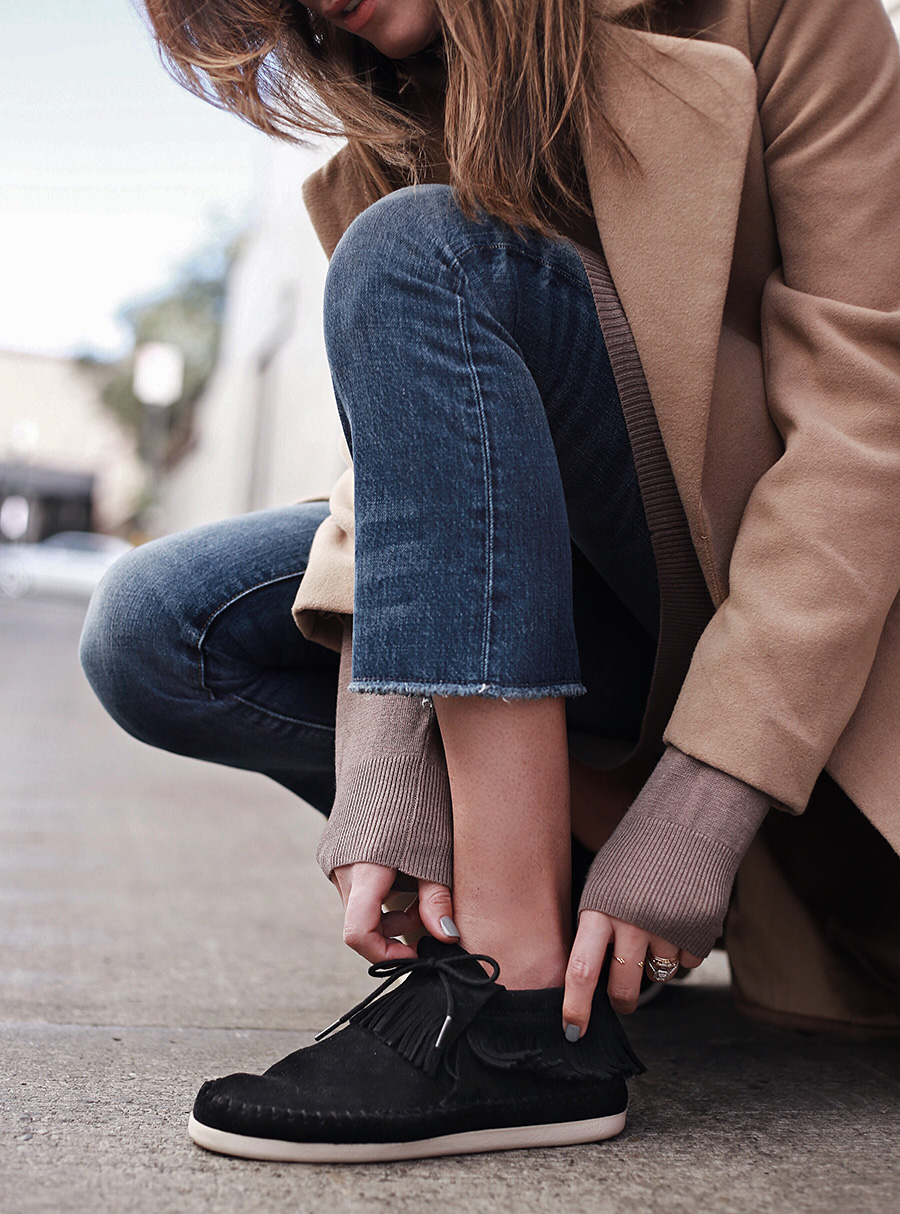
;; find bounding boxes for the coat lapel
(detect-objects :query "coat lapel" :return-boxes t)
[581,23,757,542]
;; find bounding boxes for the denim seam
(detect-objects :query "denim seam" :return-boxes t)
[197,570,307,696]
[440,240,591,690]
[453,271,494,686]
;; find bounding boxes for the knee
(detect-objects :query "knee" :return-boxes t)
[80,539,189,745]
[80,547,143,701]
[324,184,472,339]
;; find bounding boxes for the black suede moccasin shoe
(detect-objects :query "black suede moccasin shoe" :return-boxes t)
[188,939,644,1163]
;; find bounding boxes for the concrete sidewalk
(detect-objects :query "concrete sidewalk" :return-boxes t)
[2,595,898,1213]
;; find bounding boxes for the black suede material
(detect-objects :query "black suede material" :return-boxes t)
[346,942,504,1075]
[193,942,643,1146]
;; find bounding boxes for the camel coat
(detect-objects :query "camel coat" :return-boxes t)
[293,0,900,1023]
[296,0,900,834]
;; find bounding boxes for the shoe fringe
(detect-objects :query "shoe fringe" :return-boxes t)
[350,975,490,1078]
[351,975,644,1081]
[466,1008,645,1080]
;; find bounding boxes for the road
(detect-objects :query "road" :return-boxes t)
[1,593,898,1213]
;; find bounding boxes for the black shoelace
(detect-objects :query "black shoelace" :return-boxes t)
[315,952,501,1052]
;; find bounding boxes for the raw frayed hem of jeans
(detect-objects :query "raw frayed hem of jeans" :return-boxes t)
[347,679,587,700]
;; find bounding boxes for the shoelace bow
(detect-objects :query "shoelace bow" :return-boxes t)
[315,952,501,1052]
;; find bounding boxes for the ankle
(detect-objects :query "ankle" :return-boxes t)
[457,921,569,990]
[496,954,569,990]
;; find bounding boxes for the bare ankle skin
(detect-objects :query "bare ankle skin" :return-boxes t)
[433,695,572,990]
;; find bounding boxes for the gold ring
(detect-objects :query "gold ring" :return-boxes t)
[613,955,627,965]
[647,955,680,983]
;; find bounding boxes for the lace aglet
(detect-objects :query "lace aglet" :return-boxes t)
[315,1016,344,1042]
[435,1013,453,1051]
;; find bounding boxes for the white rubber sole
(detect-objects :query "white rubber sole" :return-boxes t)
[188,1110,627,1163]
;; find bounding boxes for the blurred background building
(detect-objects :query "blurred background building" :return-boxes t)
[0,0,338,561]
[159,140,342,535]
[0,350,143,539]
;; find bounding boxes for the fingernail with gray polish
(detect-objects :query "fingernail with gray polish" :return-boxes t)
[564,1023,581,1043]
[440,916,460,938]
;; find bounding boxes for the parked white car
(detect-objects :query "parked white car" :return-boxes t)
[0,532,132,599]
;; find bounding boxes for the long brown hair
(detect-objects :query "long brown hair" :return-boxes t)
[141,0,642,233]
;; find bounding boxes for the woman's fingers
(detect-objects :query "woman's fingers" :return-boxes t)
[415,880,459,942]
[646,933,685,982]
[332,865,459,962]
[606,921,652,1014]
[564,914,701,1033]
[562,910,613,1040]
[338,863,416,963]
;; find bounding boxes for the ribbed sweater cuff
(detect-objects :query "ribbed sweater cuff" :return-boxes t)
[319,619,454,887]
[578,746,771,958]
[317,754,453,886]
[580,817,742,958]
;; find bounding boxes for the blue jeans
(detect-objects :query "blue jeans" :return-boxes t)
[81,186,658,813]
[326,185,658,699]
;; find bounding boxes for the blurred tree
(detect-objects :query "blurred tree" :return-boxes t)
[79,233,239,469]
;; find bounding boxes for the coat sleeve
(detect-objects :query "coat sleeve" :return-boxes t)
[665,0,900,811]
[291,147,376,648]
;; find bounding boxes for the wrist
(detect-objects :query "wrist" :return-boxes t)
[579,815,741,957]
[322,618,454,886]
[577,746,771,958]
[318,752,453,886]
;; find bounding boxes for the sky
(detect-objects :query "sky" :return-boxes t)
[0,0,273,359]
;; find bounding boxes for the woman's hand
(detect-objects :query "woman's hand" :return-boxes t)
[332,862,459,964]
[562,909,703,1035]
